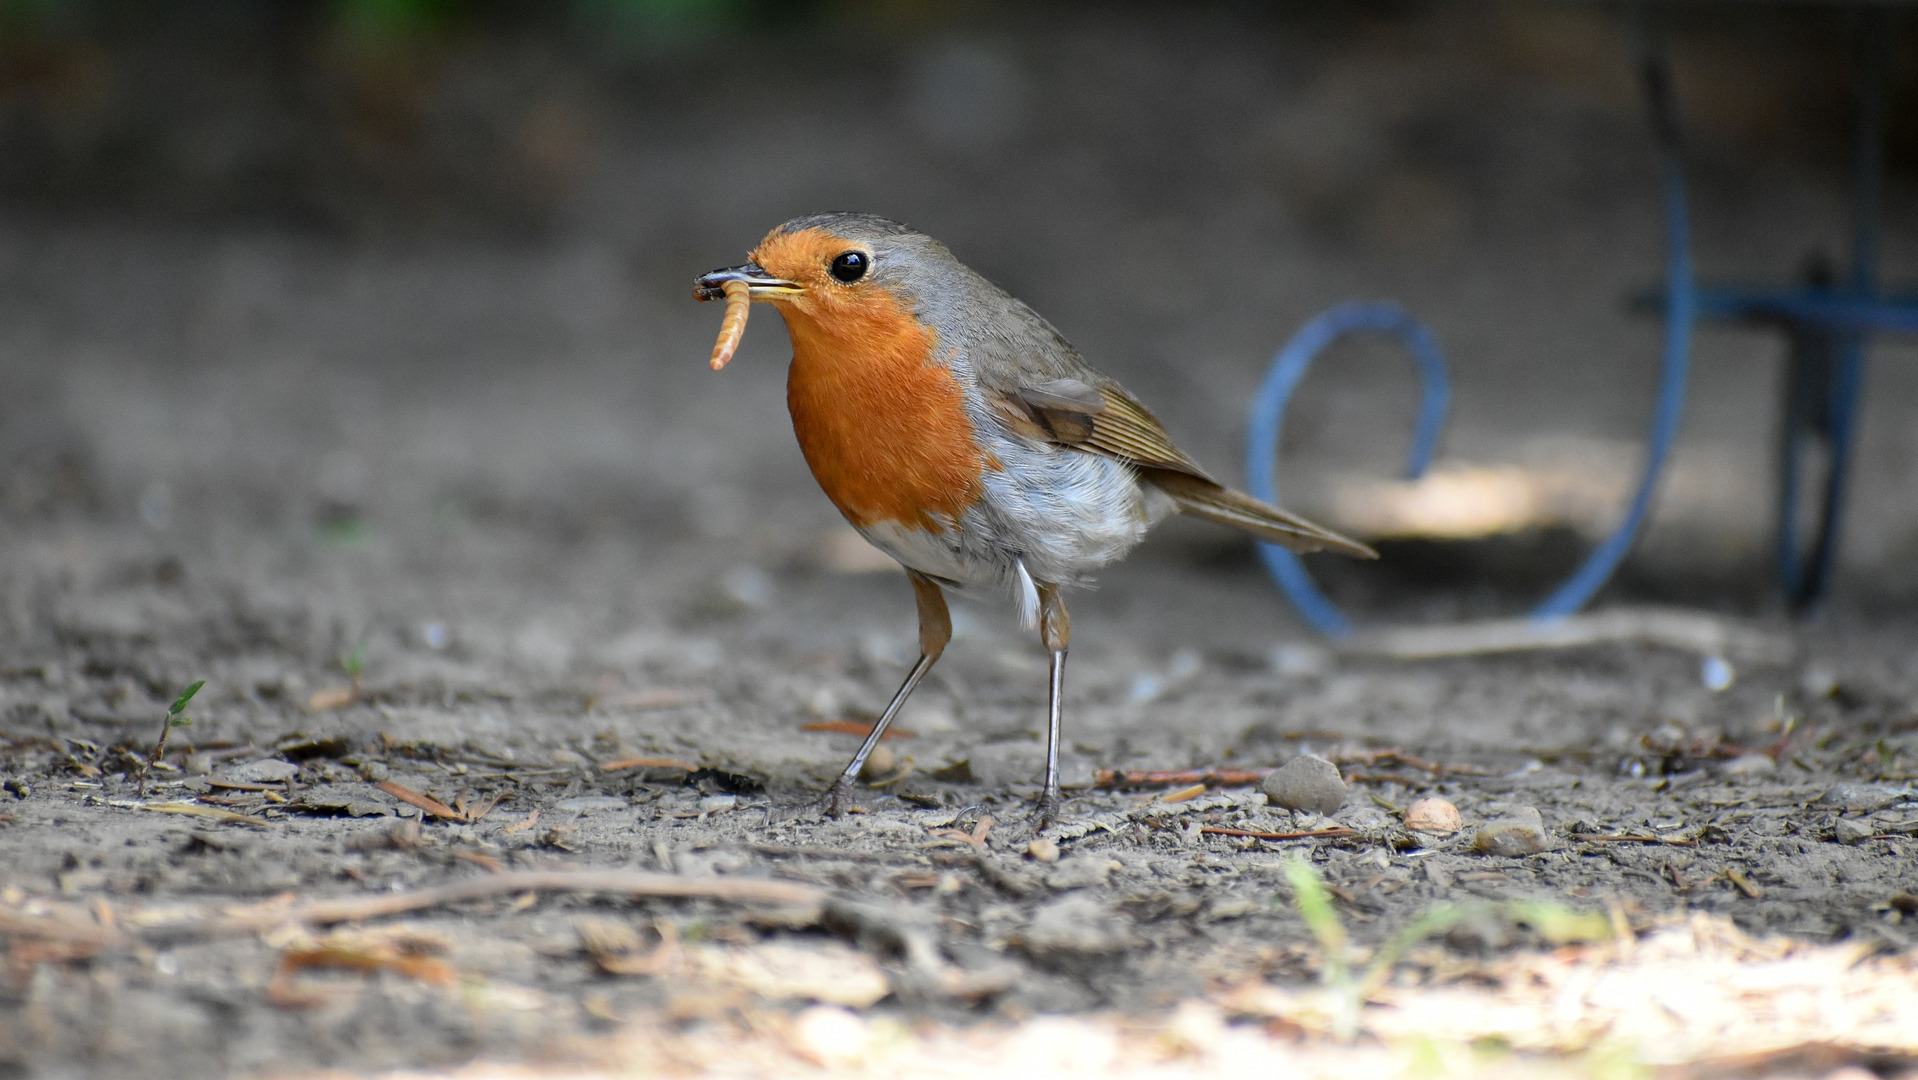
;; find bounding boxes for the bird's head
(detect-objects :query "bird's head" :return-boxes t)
[695,213,954,337]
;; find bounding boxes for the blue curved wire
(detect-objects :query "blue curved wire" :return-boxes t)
[1245,301,1451,637]
[1532,46,1695,619]
[1785,17,1887,615]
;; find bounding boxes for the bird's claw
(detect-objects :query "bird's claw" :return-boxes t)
[1027,790,1062,832]
[813,778,858,819]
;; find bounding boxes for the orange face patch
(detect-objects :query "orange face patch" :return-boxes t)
[754,227,985,532]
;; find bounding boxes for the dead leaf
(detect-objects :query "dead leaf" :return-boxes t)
[578,916,680,976]
[306,686,359,713]
[274,941,456,998]
[375,780,467,822]
[600,756,696,772]
[139,802,271,827]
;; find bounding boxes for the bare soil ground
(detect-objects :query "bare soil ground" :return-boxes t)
[3,6,1918,1078]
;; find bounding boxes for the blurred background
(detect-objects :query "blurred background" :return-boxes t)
[2,0,1916,650]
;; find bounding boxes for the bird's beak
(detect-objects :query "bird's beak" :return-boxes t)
[693,262,803,302]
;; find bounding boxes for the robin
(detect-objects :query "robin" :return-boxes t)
[695,212,1374,824]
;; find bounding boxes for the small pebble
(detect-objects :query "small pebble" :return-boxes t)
[1026,837,1060,863]
[1699,655,1735,692]
[1833,817,1876,845]
[1473,806,1549,856]
[1404,797,1463,835]
[1716,753,1776,778]
[858,744,898,783]
[1815,782,1907,813]
[697,794,738,816]
[1260,755,1345,815]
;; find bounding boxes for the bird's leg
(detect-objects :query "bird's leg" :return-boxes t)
[817,570,949,817]
[1033,581,1071,828]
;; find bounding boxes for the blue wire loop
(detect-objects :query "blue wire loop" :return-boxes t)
[1244,302,1451,638]
[1253,14,1907,631]
[1249,31,1699,633]
[1532,41,1695,620]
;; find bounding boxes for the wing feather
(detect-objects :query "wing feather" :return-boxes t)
[994,378,1212,480]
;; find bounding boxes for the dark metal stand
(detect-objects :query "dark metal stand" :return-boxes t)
[1249,7,1910,633]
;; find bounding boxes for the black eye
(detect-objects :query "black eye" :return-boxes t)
[829,251,869,283]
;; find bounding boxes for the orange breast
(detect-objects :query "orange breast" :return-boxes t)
[782,295,985,533]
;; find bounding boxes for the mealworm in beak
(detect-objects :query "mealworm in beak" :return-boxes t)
[709,279,752,371]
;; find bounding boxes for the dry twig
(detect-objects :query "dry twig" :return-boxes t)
[141,869,828,944]
[1094,767,1270,789]
[1201,826,1358,841]
[1345,608,1788,662]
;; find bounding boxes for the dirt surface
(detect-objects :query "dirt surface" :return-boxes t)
[4,6,1918,1078]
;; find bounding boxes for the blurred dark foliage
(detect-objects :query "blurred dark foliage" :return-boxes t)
[0,0,814,230]
[0,0,1912,235]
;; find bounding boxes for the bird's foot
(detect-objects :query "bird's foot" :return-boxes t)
[1027,788,1063,832]
[813,777,859,819]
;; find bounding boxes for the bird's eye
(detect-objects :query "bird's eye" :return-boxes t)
[829,251,869,283]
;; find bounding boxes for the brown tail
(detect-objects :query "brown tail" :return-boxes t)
[1145,469,1377,560]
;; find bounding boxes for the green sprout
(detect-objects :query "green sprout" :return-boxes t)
[1284,853,1610,1042]
[1284,853,1351,986]
[340,633,369,696]
[139,679,205,797]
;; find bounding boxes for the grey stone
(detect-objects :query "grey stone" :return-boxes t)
[1260,755,1346,815]
[1473,806,1549,856]
[1833,817,1877,845]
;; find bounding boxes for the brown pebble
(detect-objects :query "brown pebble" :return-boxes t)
[1472,806,1549,856]
[1026,837,1061,863]
[858,744,898,783]
[1261,755,1346,815]
[1404,797,1462,835]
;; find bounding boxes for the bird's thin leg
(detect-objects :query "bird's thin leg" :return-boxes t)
[817,570,950,817]
[1033,581,1071,827]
